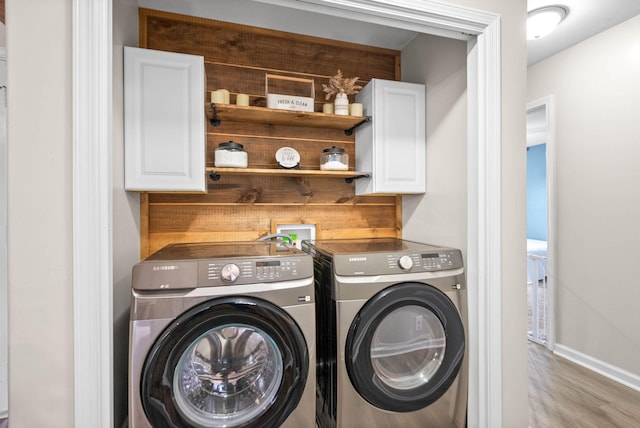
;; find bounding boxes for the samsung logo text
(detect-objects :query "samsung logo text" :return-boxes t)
[152,265,178,271]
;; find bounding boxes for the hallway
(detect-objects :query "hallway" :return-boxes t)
[529,342,640,427]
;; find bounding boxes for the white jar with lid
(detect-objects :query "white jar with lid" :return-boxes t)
[215,141,248,168]
[320,146,349,170]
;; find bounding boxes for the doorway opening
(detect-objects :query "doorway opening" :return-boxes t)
[526,96,555,349]
[75,1,504,426]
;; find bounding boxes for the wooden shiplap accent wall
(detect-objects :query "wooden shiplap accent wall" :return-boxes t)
[138,8,402,257]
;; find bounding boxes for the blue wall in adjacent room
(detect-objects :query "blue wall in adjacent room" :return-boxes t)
[527,144,547,240]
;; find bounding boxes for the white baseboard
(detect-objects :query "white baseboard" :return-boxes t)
[554,343,640,392]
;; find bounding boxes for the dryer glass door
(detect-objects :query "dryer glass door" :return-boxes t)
[141,296,308,427]
[346,282,465,412]
[370,305,446,390]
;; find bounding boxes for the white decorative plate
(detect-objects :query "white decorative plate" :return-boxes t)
[275,147,300,169]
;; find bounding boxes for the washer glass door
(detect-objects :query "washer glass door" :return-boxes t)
[173,323,283,426]
[141,296,308,427]
[346,282,465,412]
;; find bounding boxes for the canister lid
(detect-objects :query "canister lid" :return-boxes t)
[323,146,345,154]
[217,141,245,151]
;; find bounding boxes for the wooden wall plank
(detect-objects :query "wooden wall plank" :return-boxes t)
[140,193,150,258]
[138,8,402,257]
[207,139,354,170]
[149,176,395,204]
[148,205,397,232]
[140,8,398,81]
[395,196,403,238]
[147,226,398,255]
[204,63,367,108]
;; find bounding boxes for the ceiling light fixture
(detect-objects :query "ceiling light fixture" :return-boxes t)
[527,5,569,40]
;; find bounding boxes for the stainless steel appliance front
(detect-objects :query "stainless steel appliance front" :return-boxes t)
[304,238,467,428]
[129,241,316,428]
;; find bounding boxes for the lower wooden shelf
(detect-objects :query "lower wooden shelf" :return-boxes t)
[206,167,370,183]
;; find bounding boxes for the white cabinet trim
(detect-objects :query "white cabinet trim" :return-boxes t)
[73,1,502,427]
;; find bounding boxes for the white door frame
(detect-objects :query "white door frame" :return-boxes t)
[72,0,113,427]
[72,1,503,427]
[0,47,8,420]
[527,95,556,351]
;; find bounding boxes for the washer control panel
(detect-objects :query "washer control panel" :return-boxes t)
[201,257,312,286]
[220,263,241,282]
[397,255,414,270]
[133,255,313,290]
[420,252,457,270]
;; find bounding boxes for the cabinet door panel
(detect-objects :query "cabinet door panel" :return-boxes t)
[125,47,205,192]
[356,79,425,195]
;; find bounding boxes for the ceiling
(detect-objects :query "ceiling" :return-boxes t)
[138,0,640,67]
[527,0,640,65]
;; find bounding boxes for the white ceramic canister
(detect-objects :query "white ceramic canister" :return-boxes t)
[334,93,349,115]
[215,141,248,168]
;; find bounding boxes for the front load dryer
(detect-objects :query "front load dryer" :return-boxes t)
[303,238,467,428]
[129,241,315,428]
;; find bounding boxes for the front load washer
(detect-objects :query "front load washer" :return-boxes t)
[129,241,315,428]
[302,238,467,428]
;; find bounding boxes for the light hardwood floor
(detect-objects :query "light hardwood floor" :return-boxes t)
[529,342,640,427]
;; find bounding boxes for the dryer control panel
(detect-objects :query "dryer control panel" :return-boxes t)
[333,249,463,276]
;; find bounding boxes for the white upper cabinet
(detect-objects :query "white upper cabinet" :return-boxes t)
[124,47,206,192]
[355,79,426,195]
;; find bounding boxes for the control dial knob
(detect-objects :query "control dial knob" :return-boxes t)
[221,263,241,283]
[398,255,414,270]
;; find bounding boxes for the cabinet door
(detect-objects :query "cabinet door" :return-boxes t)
[124,47,205,192]
[355,79,426,195]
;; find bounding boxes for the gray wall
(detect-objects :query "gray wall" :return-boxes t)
[6,0,140,426]
[528,14,640,378]
[7,0,74,425]
[5,0,528,426]
[402,1,529,425]
[113,0,140,425]
[401,34,468,253]
[439,2,529,425]
[0,30,7,420]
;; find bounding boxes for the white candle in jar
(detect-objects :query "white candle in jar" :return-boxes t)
[322,103,334,114]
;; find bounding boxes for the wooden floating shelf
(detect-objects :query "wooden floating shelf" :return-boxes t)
[206,167,370,183]
[205,103,370,132]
